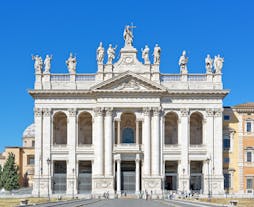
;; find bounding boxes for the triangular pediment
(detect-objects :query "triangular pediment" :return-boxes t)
[90,71,167,92]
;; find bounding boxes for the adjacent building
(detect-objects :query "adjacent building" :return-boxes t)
[30,27,228,197]
[223,103,254,194]
[0,124,35,187]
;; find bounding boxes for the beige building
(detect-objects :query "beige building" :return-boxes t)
[223,103,254,194]
[0,124,35,187]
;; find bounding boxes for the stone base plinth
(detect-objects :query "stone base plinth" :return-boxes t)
[92,176,114,198]
[32,176,52,196]
[142,176,162,198]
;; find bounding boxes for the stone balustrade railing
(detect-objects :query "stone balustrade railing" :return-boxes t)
[161,74,214,82]
[50,74,96,81]
[50,74,70,81]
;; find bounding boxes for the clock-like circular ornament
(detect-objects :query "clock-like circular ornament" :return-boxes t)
[125,56,133,64]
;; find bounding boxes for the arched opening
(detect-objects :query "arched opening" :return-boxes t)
[164,112,178,145]
[53,112,67,145]
[121,112,136,144]
[190,112,203,145]
[78,112,92,145]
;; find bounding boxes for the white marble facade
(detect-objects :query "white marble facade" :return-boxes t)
[30,26,228,198]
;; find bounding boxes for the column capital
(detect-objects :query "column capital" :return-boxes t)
[34,108,42,117]
[68,108,77,117]
[152,107,161,116]
[143,107,151,116]
[94,107,104,116]
[206,108,214,117]
[43,108,51,117]
[180,108,189,117]
[214,108,223,117]
[105,107,113,116]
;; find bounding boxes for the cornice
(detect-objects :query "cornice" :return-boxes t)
[28,89,229,99]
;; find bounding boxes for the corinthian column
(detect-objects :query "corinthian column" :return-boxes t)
[93,107,104,176]
[152,107,160,176]
[105,108,113,176]
[143,107,151,176]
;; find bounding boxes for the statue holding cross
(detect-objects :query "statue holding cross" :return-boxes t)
[123,24,136,47]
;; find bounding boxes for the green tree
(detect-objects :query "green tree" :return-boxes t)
[2,152,19,191]
[0,164,3,189]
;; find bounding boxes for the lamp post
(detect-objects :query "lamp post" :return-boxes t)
[206,158,211,201]
[47,158,51,201]
[182,168,185,194]
[72,168,75,199]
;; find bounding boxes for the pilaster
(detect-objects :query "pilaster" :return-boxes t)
[42,108,52,195]
[32,108,43,196]
[67,108,77,195]
[143,107,151,176]
[212,108,224,194]
[93,107,104,176]
[152,107,160,176]
[179,108,190,191]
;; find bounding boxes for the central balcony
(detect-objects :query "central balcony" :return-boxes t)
[113,143,142,154]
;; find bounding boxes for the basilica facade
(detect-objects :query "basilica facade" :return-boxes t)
[30,27,228,197]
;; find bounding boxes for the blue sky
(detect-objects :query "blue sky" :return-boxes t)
[0,0,253,151]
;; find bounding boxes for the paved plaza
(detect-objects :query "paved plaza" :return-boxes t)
[34,199,224,207]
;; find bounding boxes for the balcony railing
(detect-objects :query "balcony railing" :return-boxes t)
[76,74,96,81]
[160,74,181,82]
[51,74,70,81]
[187,74,207,81]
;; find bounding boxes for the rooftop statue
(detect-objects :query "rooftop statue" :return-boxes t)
[44,54,52,73]
[32,55,43,74]
[66,53,77,74]
[214,55,224,73]
[141,45,150,64]
[153,44,161,64]
[179,50,188,74]
[107,44,117,64]
[205,54,213,73]
[123,24,136,47]
[96,42,104,64]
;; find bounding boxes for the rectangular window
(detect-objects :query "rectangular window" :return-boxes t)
[27,155,34,165]
[247,152,252,162]
[224,115,230,121]
[224,173,231,189]
[247,122,252,132]
[32,141,35,147]
[223,135,230,150]
[224,157,230,163]
[247,178,253,189]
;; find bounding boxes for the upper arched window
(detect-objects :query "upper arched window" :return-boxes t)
[164,112,178,145]
[121,112,136,144]
[53,112,67,145]
[190,112,203,145]
[78,112,92,145]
